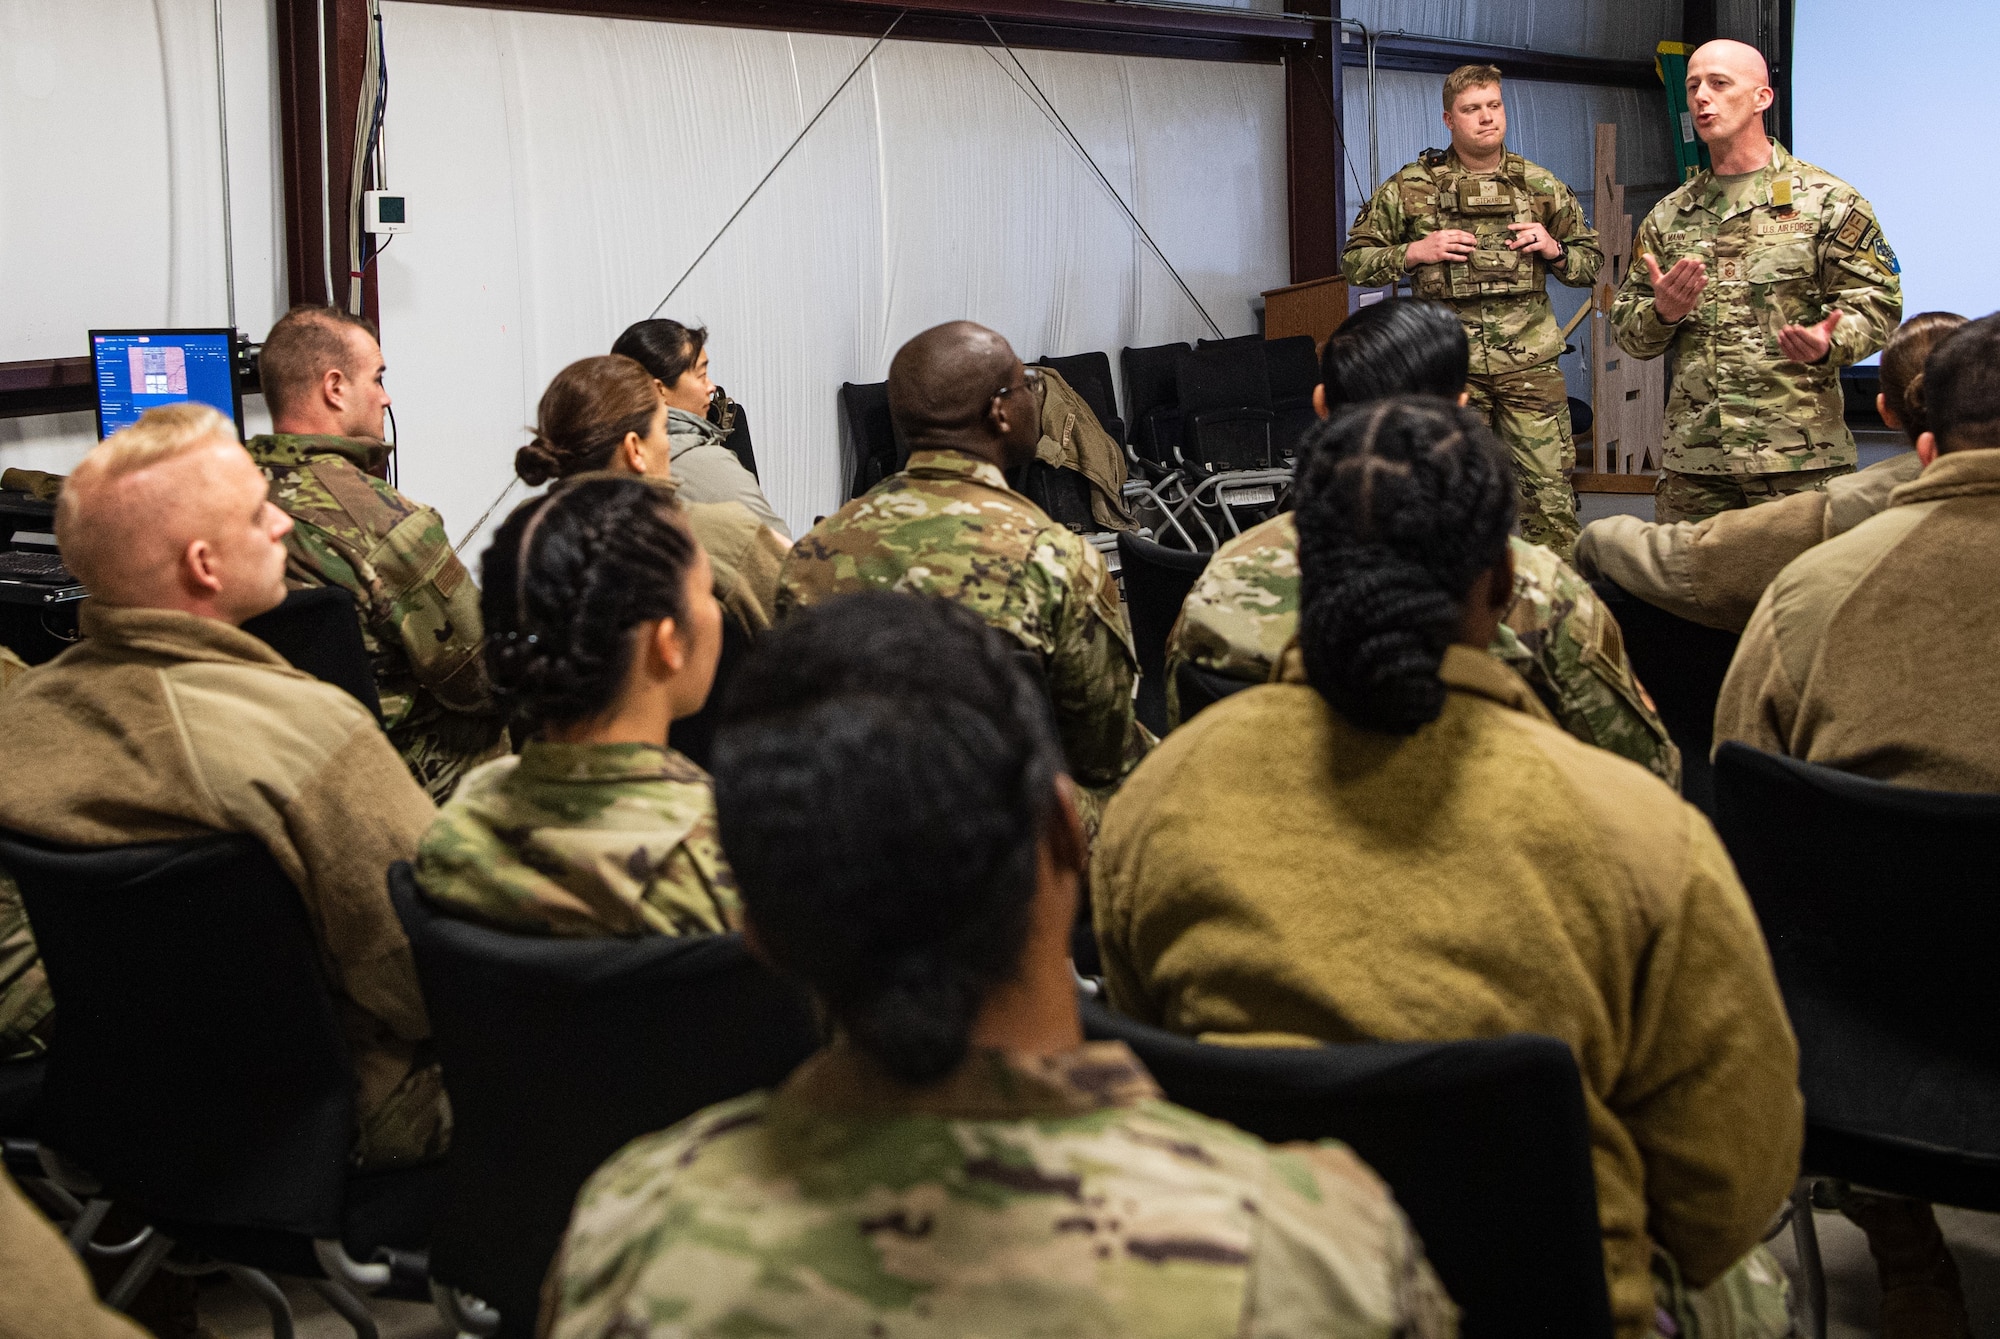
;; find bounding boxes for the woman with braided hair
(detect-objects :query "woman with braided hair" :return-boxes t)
[414,474,740,938]
[1096,396,1804,1339]
[515,354,788,634]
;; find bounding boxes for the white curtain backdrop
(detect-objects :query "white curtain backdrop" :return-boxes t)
[0,0,285,472]
[375,4,1288,549]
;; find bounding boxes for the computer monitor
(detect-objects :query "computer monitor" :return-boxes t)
[89,329,243,440]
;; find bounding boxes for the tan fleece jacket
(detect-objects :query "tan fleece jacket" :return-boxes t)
[0,604,436,1121]
[1575,451,1921,631]
[1716,447,2000,791]
[1094,646,1802,1339]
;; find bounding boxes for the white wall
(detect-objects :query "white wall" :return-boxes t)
[0,0,286,473]
[375,5,1289,550]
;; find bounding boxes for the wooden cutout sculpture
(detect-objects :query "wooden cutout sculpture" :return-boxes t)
[1586,122,1665,478]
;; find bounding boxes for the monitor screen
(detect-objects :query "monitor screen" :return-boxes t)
[90,329,241,439]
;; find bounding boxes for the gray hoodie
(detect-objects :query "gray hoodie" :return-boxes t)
[666,407,789,538]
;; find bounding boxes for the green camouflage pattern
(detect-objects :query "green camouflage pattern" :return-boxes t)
[0,650,48,1061]
[1611,142,1901,478]
[354,1060,452,1170]
[1654,465,1846,525]
[1466,363,1580,557]
[415,741,738,938]
[1650,1244,1793,1339]
[247,434,506,802]
[778,450,1153,794]
[0,869,49,1062]
[543,1040,1458,1339]
[1167,517,1679,786]
[1342,148,1604,376]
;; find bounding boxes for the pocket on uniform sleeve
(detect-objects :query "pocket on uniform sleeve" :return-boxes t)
[366,508,488,711]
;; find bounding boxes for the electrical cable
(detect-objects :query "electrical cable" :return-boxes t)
[347,0,387,315]
[980,17,1222,339]
[212,0,237,333]
[316,0,335,303]
[646,10,907,320]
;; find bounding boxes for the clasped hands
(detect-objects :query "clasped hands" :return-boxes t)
[1643,254,1844,363]
[1404,222,1561,268]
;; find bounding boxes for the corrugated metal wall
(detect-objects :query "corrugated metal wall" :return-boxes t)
[1341,0,1680,63]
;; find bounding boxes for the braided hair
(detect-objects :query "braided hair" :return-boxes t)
[480,474,700,735]
[712,592,1063,1085]
[1295,397,1515,735]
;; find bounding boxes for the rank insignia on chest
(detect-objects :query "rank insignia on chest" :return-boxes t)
[1715,258,1743,282]
[1771,177,1793,209]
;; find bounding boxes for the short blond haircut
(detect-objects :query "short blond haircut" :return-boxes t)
[56,403,240,589]
[1443,64,1503,112]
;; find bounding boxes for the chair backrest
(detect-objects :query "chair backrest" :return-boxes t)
[1009,461,1100,534]
[0,829,354,1239]
[1036,351,1125,445]
[660,606,753,771]
[1082,1002,1611,1339]
[1711,743,2000,1195]
[1177,339,1273,415]
[1121,342,1190,466]
[1587,579,1738,815]
[716,396,758,479]
[1117,532,1208,689]
[1174,659,1254,723]
[391,867,822,1336]
[1263,334,1321,404]
[839,380,899,499]
[241,585,384,723]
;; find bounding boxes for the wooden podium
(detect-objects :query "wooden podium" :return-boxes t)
[1262,275,1348,346]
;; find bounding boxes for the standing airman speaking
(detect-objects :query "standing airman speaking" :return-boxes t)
[1613,39,1902,524]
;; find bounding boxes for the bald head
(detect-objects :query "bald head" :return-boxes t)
[1686,40,1774,160]
[886,322,1041,470]
[1690,39,1769,87]
[58,405,293,622]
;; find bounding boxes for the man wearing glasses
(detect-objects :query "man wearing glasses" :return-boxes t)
[778,322,1151,835]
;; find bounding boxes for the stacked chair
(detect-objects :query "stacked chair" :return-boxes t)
[1177,338,1293,538]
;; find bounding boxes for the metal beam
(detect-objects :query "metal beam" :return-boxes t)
[1284,0,1341,283]
[1341,33,1659,90]
[403,0,1314,62]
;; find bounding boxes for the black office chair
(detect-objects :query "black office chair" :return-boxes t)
[242,585,385,723]
[1082,1001,1611,1338]
[1176,339,1276,475]
[391,866,821,1339]
[1589,579,1738,812]
[1008,461,1101,535]
[0,1057,41,1136]
[1711,743,2000,1339]
[839,380,900,499]
[1116,532,1209,737]
[1121,342,1191,475]
[1035,351,1126,447]
[1263,334,1322,460]
[0,828,440,1328]
[711,390,757,479]
[663,609,752,772]
[1174,660,1255,725]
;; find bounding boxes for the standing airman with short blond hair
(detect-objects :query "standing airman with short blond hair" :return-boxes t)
[1343,64,1603,558]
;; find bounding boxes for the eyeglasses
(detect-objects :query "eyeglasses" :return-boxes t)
[994,365,1043,403]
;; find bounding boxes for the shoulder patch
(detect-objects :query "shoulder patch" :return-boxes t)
[1873,233,1900,274]
[1833,208,1869,251]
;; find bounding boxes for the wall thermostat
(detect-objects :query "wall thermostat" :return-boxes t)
[364,191,408,235]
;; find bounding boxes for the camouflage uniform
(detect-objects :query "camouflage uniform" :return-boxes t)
[1344,148,1604,557]
[542,1039,1458,1339]
[1611,142,1901,523]
[247,434,507,802]
[0,650,44,1061]
[778,449,1154,828]
[415,741,739,938]
[1167,517,1679,786]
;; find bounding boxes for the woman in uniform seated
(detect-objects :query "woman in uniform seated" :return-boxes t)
[416,473,735,937]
